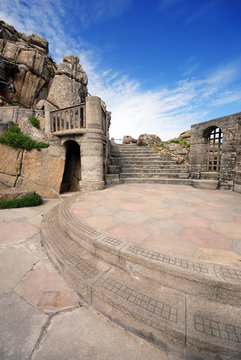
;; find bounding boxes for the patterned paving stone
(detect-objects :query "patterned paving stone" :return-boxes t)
[107,223,150,243]
[211,222,241,240]
[175,214,210,227]
[181,227,232,250]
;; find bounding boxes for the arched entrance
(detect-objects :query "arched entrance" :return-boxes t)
[61,140,81,193]
[204,126,223,172]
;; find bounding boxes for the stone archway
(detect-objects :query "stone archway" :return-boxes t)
[60,140,81,193]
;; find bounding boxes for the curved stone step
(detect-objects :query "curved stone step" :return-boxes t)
[41,198,241,359]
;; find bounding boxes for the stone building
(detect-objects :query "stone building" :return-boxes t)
[189,112,241,193]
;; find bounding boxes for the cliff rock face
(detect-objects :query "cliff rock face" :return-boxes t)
[0,21,88,109]
[47,55,88,108]
[0,20,56,108]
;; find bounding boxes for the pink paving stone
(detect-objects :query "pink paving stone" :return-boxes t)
[181,227,232,250]
[188,202,216,211]
[174,214,210,227]
[71,208,91,219]
[15,259,80,311]
[116,196,145,204]
[0,221,39,245]
[235,217,241,224]
[119,203,147,212]
[107,223,150,243]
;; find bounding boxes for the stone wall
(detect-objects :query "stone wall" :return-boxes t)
[233,120,241,193]
[0,143,65,198]
[189,112,241,191]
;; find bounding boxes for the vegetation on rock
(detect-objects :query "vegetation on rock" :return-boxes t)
[0,193,42,209]
[29,116,40,129]
[0,125,49,151]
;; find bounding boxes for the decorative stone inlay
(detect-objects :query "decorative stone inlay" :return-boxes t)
[219,267,241,281]
[73,221,102,238]
[194,315,241,343]
[101,236,122,247]
[46,221,98,279]
[127,245,209,273]
[101,278,177,323]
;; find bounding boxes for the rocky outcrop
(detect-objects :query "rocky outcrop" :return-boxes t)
[47,55,88,108]
[0,21,88,110]
[0,20,56,108]
[137,134,162,147]
[123,135,137,144]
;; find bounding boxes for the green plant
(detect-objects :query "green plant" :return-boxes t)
[0,125,49,151]
[169,139,180,144]
[29,115,40,129]
[0,193,42,209]
[47,66,54,77]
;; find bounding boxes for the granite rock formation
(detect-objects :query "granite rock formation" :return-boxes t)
[0,21,88,110]
[137,134,162,147]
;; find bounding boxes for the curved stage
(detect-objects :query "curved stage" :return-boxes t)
[41,184,241,359]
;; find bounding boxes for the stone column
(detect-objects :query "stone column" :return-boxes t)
[79,96,105,191]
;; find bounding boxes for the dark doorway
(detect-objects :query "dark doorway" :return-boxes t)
[61,140,81,193]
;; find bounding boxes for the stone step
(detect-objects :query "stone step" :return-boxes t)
[40,197,241,359]
[111,158,175,165]
[120,167,188,173]
[120,172,190,179]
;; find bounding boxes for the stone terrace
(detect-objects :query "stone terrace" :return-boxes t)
[40,184,241,360]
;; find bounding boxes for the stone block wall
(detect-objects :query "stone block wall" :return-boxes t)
[190,112,241,191]
[0,143,65,198]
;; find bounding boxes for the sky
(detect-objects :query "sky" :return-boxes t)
[1,0,241,140]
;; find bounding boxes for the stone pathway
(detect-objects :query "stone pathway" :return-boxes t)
[0,197,181,360]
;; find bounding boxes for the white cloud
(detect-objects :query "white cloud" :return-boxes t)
[0,1,241,141]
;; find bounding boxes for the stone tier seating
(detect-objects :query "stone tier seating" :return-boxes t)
[41,195,241,360]
[106,144,219,190]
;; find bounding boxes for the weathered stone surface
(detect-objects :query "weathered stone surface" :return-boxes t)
[123,135,137,144]
[0,21,57,108]
[0,292,47,360]
[3,41,19,61]
[137,134,162,147]
[17,117,48,142]
[179,130,191,140]
[19,148,65,197]
[0,144,23,176]
[0,187,34,200]
[29,33,48,52]
[17,49,35,69]
[47,55,88,108]
[0,245,37,293]
[32,306,164,360]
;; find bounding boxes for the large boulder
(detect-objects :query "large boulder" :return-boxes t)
[137,134,162,147]
[47,55,88,108]
[123,135,137,144]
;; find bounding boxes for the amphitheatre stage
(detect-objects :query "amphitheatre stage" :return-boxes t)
[41,183,241,360]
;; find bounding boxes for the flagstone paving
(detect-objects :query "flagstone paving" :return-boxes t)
[1,184,241,359]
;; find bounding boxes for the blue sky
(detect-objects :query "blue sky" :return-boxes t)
[1,0,241,140]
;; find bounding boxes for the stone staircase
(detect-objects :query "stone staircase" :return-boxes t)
[106,144,191,185]
[41,195,241,360]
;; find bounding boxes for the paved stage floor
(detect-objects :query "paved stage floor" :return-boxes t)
[71,184,241,268]
[0,184,241,359]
